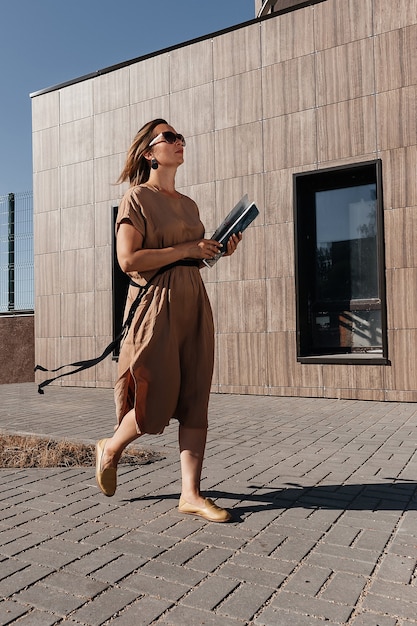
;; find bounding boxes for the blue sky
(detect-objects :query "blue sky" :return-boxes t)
[0,0,255,197]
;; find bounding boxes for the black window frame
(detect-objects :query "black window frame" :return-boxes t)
[293,159,389,365]
[111,205,130,360]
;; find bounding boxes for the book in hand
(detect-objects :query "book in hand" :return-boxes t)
[203,194,259,268]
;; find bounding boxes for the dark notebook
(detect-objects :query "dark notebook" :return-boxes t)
[203,194,259,267]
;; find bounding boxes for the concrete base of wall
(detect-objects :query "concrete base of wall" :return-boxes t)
[0,314,34,384]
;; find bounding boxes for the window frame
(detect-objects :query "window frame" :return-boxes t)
[111,205,130,360]
[293,159,389,365]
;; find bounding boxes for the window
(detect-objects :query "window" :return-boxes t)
[294,160,388,364]
[112,206,130,359]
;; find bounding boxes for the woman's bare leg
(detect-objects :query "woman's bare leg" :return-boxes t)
[179,425,207,506]
[100,408,141,469]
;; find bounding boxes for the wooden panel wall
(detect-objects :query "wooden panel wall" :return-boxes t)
[32,0,417,401]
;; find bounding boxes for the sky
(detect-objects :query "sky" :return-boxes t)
[0,0,255,197]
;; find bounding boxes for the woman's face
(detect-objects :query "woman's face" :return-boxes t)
[148,123,185,168]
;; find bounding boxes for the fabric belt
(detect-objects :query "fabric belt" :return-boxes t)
[35,259,200,394]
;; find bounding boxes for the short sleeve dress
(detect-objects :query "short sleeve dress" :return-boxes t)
[114,184,214,435]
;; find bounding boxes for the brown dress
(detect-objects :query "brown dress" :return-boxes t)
[114,184,214,435]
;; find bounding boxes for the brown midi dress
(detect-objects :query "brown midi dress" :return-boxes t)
[114,185,214,435]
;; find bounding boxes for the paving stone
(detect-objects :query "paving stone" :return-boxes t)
[121,571,190,601]
[5,609,60,625]
[156,604,246,625]
[0,563,53,597]
[348,612,397,626]
[111,596,173,625]
[180,575,239,611]
[284,564,332,596]
[70,587,138,624]
[217,581,274,621]
[0,600,28,626]
[269,589,354,622]
[15,583,86,616]
[255,606,341,625]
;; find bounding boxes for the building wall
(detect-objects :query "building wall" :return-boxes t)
[32,0,417,401]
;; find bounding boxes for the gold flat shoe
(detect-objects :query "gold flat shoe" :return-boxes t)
[178,497,232,523]
[95,438,117,497]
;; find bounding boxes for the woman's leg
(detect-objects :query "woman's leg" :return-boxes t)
[101,408,141,469]
[178,425,207,506]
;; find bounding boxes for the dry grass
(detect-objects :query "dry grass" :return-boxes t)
[0,433,160,468]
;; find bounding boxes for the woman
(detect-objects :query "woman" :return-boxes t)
[96,119,241,522]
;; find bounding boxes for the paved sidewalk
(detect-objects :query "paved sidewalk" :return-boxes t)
[1,383,417,625]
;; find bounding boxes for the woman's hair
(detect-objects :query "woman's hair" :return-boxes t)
[117,118,167,186]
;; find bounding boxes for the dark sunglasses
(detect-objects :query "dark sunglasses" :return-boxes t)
[148,131,186,147]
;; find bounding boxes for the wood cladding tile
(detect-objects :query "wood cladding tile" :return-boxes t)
[389,329,417,391]
[322,362,386,393]
[60,80,93,123]
[264,222,294,278]
[376,86,417,151]
[261,6,315,65]
[317,97,376,162]
[130,54,170,103]
[94,107,131,159]
[32,127,59,173]
[93,68,129,114]
[384,206,417,269]
[316,38,375,106]
[215,226,265,283]
[214,122,263,180]
[176,133,215,187]
[59,337,98,384]
[213,23,261,80]
[314,0,373,49]
[32,90,59,132]
[170,83,214,136]
[35,295,61,338]
[60,118,93,166]
[214,70,262,130]
[60,162,94,209]
[386,268,417,329]
[374,0,417,34]
[263,109,317,170]
[129,97,171,137]
[34,211,60,255]
[375,25,417,92]
[266,331,298,388]
[61,248,95,294]
[95,202,114,248]
[264,166,311,225]
[266,277,296,332]
[217,332,268,387]
[217,279,267,333]
[61,292,95,337]
[262,54,315,118]
[170,40,213,91]
[61,205,94,251]
[380,146,417,209]
[35,253,61,297]
[94,154,126,203]
[33,169,59,214]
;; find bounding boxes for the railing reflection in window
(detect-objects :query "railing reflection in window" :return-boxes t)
[0,191,34,313]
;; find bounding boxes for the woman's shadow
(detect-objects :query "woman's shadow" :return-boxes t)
[127,479,417,522]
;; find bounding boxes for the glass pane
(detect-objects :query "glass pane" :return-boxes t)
[315,184,378,301]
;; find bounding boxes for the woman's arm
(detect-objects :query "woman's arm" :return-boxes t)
[116,220,224,273]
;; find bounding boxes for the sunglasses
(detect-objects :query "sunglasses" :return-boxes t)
[148,131,186,147]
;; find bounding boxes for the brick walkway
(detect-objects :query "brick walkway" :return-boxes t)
[1,382,417,625]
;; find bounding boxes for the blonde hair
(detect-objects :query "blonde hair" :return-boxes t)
[117,118,167,186]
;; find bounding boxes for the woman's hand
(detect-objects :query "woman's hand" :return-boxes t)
[180,238,223,260]
[222,232,242,257]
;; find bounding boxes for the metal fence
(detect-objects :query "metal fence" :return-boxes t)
[0,191,34,313]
